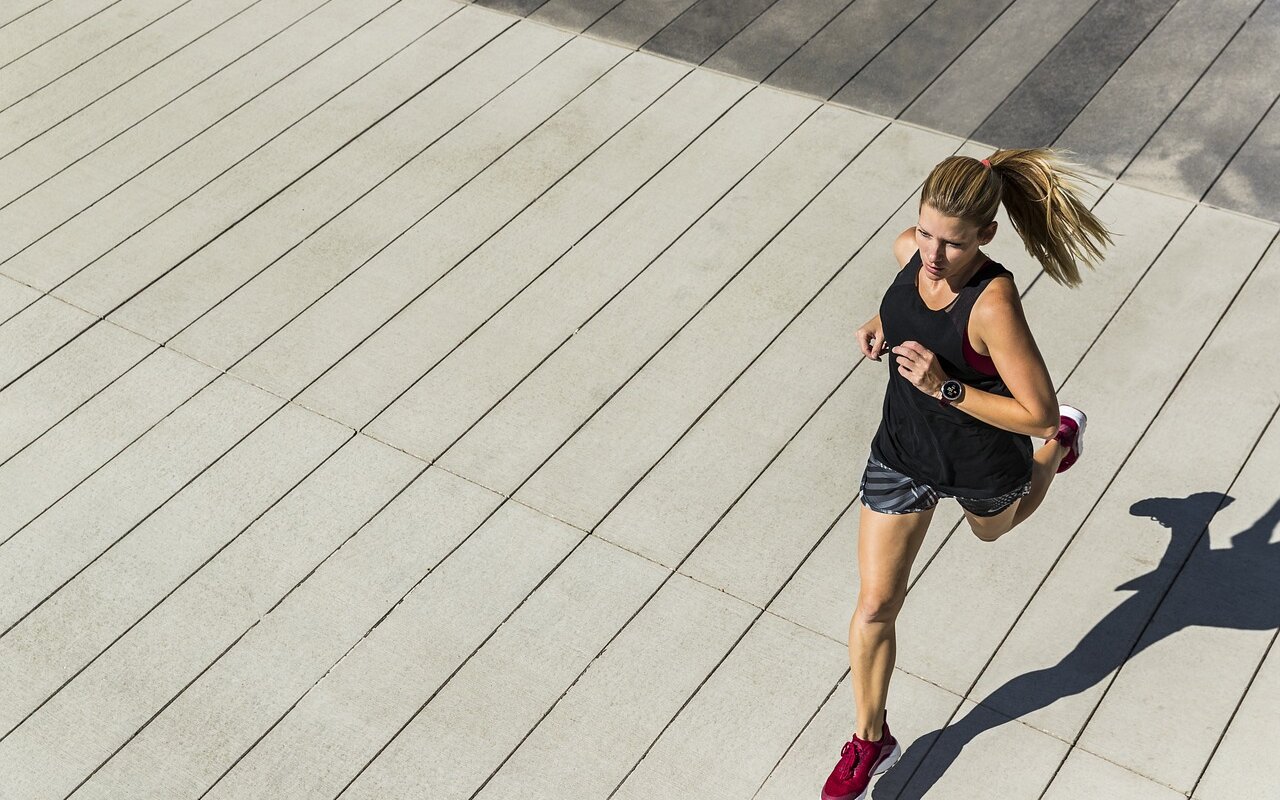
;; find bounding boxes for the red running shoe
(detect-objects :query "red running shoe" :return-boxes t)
[1055,405,1087,473]
[821,719,901,800]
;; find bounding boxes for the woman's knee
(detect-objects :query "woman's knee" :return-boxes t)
[854,589,905,625]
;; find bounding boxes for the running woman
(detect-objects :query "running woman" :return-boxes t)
[821,150,1112,800]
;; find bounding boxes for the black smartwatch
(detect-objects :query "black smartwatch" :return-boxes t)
[939,379,963,406]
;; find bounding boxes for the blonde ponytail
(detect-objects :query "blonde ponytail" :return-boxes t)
[921,149,1112,287]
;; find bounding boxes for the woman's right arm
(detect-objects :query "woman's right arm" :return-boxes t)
[858,227,917,361]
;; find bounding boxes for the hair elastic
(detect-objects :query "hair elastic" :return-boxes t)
[980,158,992,169]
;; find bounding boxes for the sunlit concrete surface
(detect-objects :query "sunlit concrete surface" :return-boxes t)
[1,2,1277,798]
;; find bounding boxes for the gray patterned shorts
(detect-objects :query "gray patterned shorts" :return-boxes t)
[859,456,1030,518]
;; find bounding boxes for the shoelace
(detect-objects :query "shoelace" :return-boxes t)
[840,739,863,779]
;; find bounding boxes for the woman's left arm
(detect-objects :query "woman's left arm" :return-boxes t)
[892,278,1060,439]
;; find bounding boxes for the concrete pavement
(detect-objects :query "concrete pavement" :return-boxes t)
[1,2,1277,798]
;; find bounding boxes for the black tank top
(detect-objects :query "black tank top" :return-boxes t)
[870,251,1033,498]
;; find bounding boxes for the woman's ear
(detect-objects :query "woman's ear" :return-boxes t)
[979,220,998,245]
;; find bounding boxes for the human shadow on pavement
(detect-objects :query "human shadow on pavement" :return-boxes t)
[873,490,1280,798]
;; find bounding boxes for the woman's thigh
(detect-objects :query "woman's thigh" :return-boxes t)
[962,496,1024,542]
[954,477,1032,540]
[857,503,935,605]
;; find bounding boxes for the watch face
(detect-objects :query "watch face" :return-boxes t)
[942,381,962,401]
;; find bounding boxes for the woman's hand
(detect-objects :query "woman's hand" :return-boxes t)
[893,341,948,398]
[857,316,887,361]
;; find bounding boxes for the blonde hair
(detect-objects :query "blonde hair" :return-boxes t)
[920,149,1112,287]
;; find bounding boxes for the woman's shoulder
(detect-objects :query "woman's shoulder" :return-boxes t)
[971,265,1025,329]
[892,227,917,267]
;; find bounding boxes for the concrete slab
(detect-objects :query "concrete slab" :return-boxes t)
[1196,629,1280,799]
[704,0,851,84]
[0,0,188,109]
[832,0,1015,118]
[160,20,578,366]
[435,109,877,499]
[529,0,620,33]
[474,573,758,800]
[328,536,666,800]
[118,10,550,347]
[0,398,343,736]
[297,65,748,430]
[0,318,153,463]
[233,43,661,402]
[1054,0,1257,178]
[1020,182,1189,379]
[363,86,819,462]
[0,0,456,287]
[476,0,551,16]
[1045,748,1187,800]
[767,499,860,643]
[754,669,961,800]
[0,433,416,800]
[1078,511,1278,791]
[643,0,778,65]
[0,274,40,322]
[1205,93,1280,222]
[0,294,95,388]
[0,344,214,541]
[902,0,1096,136]
[49,0,472,315]
[0,0,399,225]
[450,0,1280,224]
[1075,254,1280,793]
[200,500,581,800]
[611,612,846,800]
[766,0,931,101]
[0,1,122,64]
[0,0,262,155]
[0,374,283,633]
[69,467,506,800]
[898,701,1069,798]
[671,361,878,608]
[974,0,1179,149]
[1122,0,1280,203]
[513,123,954,533]
[4,3,1280,795]
[586,0,700,50]
[0,0,330,201]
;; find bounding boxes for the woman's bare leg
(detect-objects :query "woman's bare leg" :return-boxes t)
[851,503,934,739]
[966,437,1066,542]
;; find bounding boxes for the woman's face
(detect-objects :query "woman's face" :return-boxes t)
[915,203,995,282]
